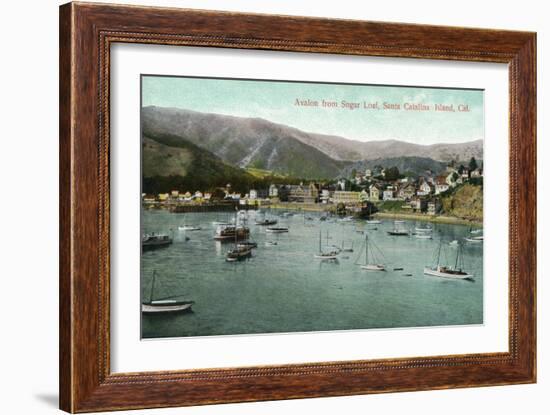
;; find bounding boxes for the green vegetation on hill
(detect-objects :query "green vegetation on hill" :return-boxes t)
[142,130,321,195]
[441,183,483,221]
[142,130,257,194]
[377,200,406,213]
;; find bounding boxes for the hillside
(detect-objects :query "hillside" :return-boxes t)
[141,106,483,180]
[142,129,256,194]
[294,135,483,162]
[142,106,348,179]
[341,156,448,178]
[441,184,483,221]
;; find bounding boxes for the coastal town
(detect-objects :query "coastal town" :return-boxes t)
[142,160,483,223]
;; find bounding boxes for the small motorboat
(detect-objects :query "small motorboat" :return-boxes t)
[179,225,201,231]
[366,220,381,225]
[255,218,278,226]
[142,233,173,251]
[212,221,231,226]
[266,227,289,233]
[415,233,432,239]
[237,241,258,249]
[225,245,253,262]
[265,241,278,246]
[464,236,484,243]
[387,230,409,236]
[214,225,250,241]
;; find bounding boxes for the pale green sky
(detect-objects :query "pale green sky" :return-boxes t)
[142,75,484,145]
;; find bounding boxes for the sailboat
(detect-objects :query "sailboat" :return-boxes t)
[314,230,340,260]
[141,271,194,314]
[366,204,381,224]
[424,240,473,279]
[358,234,386,271]
[255,209,278,226]
[341,240,354,252]
[341,227,354,252]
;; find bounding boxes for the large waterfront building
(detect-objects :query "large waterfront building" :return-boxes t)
[333,191,362,205]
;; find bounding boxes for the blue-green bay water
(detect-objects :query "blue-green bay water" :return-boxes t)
[141,209,483,338]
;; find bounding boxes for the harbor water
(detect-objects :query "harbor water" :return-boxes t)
[141,209,483,338]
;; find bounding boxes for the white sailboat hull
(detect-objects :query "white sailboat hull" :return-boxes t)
[314,254,338,260]
[464,237,483,243]
[142,301,193,313]
[423,267,473,279]
[266,227,289,233]
[361,264,386,271]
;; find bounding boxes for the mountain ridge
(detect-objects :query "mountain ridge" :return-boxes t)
[141,106,483,180]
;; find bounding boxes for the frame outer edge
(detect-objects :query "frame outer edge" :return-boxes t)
[59,2,75,413]
[59,2,537,412]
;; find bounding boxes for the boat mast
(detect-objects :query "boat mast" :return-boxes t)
[234,208,238,248]
[436,239,443,267]
[455,243,464,270]
[149,270,156,303]
[319,229,322,253]
[365,234,369,264]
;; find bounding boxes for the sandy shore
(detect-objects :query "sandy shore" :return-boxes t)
[269,203,335,213]
[267,203,482,226]
[373,212,482,227]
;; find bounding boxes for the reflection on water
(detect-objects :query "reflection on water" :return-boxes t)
[141,209,483,338]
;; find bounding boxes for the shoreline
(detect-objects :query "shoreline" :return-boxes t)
[145,202,482,226]
[269,203,335,213]
[373,212,482,227]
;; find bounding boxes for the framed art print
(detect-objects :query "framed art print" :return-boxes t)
[59,2,536,412]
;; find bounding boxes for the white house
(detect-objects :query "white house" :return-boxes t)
[417,179,432,196]
[471,168,483,178]
[249,189,258,200]
[383,187,395,201]
[268,184,278,198]
[369,184,381,201]
[320,189,331,204]
[446,170,459,187]
[337,178,347,191]
[435,177,450,195]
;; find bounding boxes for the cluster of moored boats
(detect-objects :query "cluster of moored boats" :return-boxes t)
[141,212,483,313]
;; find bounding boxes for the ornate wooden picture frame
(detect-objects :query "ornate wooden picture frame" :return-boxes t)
[59,2,536,412]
